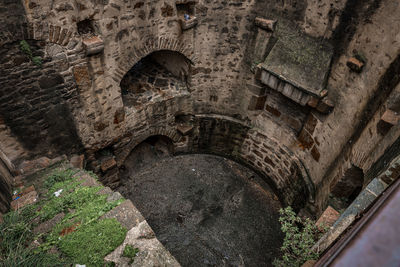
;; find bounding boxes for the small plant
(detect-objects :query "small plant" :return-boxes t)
[273,207,323,267]
[19,40,43,67]
[123,245,139,264]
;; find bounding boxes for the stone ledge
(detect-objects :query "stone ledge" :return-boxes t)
[82,36,104,56]
[254,17,276,31]
[180,16,198,30]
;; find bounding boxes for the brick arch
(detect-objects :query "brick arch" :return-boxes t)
[116,127,182,166]
[113,35,197,83]
[0,22,75,48]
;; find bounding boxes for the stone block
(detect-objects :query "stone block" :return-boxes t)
[34,212,65,235]
[377,110,400,135]
[301,260,317,267]
[11,190,37,210]
[82,36,104,56]
[70,154,85,169]
[381,109,400,125]
[180,16,198,30]
[298,129,314,150]
[13,176,23,187]
[73,65,91,89]
[177,124,193,136]
[101,157,117,172]
[248,95,267,111]
[307,96,319,108]
[316,206,340,230]
[20,157,51,175]
[254,17,276,31]
[304,113,318,135]
[346,57,364,72]
[114,107,125,124]
[311,145,320,162]
[316,98,334,114]
[101,167,120,186]
[265,105,281,117]
[100,200,145,230]
[247,83,266,96]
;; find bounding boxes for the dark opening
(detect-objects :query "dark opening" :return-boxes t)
[77,19,95,35]
[331,165,364,203]
[176,2,196,16]
[120,50,191,108]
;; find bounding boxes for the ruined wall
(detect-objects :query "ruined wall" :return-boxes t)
[0,0,399,214]
[0,149,14,214]
[0,41,83,156]
[0,0,85,160]
[298,0,400,211]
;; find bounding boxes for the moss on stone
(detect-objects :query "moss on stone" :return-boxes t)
[58,218,127,267]
[123,245,139,264]
[2,167,127,266]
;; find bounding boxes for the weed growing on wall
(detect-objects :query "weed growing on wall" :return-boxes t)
[19,40,43,67]
[273,206,323,267]
[123,245,140,264]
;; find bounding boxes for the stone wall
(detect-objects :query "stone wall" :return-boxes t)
[0,0,399,216]
[0,149,14,214]
[101,114,313,211]
[0,40,83,156]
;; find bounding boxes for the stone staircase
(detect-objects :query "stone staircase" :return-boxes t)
[4,155,180,266]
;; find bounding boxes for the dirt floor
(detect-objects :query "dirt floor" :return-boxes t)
[117,139,283,266]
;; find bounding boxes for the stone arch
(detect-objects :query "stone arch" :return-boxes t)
[114,36,197,83]
[116,127,182,167]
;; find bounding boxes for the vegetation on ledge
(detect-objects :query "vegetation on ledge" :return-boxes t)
[0,167,127,267]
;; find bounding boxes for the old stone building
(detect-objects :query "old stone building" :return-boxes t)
[0,0,399,266]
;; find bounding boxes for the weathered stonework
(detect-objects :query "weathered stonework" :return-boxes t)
[0,0,398,220]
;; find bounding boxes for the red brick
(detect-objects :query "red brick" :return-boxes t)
[316,206,340,230]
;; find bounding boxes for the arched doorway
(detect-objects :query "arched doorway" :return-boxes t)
[120,50,191,108]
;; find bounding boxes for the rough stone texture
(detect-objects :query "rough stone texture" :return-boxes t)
[70,154,85,169]
[100,200,145,230]
[316,206,340,230]
[11,190,38,211]
[118,153,283,266]
[0,151,13,214]
[33,212,65,235]
[105,221,180,267]
[0,40,83,157]
[0,0,398,221]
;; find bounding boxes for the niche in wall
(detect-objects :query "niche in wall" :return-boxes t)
[120,50,191,108]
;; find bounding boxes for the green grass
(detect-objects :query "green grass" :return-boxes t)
[59,218,127,267]
[123,245,139,264]
[0,206,71,267]
[1,168,127,267]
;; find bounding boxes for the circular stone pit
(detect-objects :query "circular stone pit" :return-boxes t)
[117,139,283,267]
